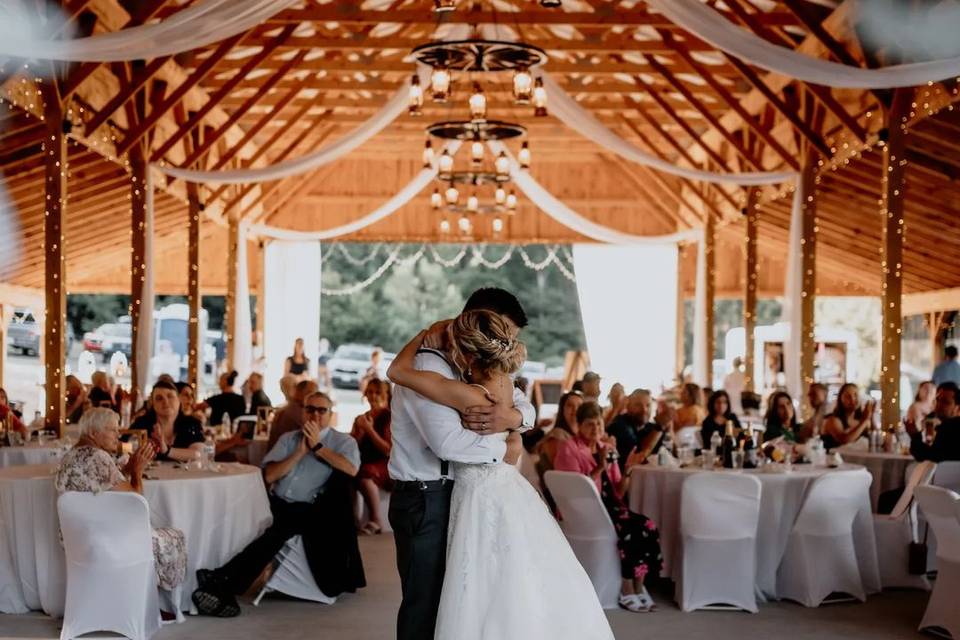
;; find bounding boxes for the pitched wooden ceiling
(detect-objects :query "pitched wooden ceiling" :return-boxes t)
[1,0,959,297]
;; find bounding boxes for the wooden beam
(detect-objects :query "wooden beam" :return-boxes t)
[83,56,171,134]
[744,188,758,393]
[880,88,911,429]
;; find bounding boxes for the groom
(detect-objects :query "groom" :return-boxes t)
[388,288,536,640]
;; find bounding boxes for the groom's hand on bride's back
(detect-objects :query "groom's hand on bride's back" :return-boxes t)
[422,319,452,350]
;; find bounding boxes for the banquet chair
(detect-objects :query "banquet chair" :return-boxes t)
[872,461,936,590]
[679,473,762,612]
[915,486,960,639]
[776,470,872,607]
[912,461,960,573]
[57,492,161,640]
[544,471,621,608]
[253,535,337,607]
[676,426,702,450]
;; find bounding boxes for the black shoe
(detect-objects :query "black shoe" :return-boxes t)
[191,587,241,618]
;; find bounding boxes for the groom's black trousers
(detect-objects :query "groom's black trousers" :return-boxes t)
[390,481,454,640]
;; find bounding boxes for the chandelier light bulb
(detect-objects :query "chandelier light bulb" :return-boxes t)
[533,77,548,117]
[471,140,484,164]
[495,151,510,176]
[495,186,506,205]
[469,82,487,120]
[408,74,423,115]
[434,0,457,13]
[518,141,531,169]
[431,68,451,102]
[458,215,471,234]
[422,139,435,168]
[513,67,533,104]
[431,188,442,210]
[440,218,451,234]
[439,148,454,173]
[506,190,518,210]
[467,193,479,212]
[445,185,459,204]
[492,216,504,234]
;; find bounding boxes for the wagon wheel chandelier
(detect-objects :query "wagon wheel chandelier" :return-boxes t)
[408,33,548,238]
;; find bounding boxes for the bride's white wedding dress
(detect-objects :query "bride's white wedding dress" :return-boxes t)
[434,436,616,640]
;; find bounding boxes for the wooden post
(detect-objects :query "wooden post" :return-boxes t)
[676,244,686,383]
[880,88,912,430]
[129,143,148,399]
[187,183,202,389]
[704,208,716,387]
[40,89,67,434]
[225,220,239,372]
[743,188,758,393]
[256,240,267,363]
[799,151,819,414]
[0,304,6,390]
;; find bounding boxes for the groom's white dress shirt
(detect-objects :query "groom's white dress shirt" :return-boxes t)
[388,349,535,482]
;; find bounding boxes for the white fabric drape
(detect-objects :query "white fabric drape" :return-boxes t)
[540,74,796,186]
[782,187,805,401]
[573,244,678,392]
[263,241,321,400]
[692,235,708,386]
[232,224,253,382]
[249,141,461,241]
[645,0,960,89]
[0,0,297,62]
[135,170,155,403]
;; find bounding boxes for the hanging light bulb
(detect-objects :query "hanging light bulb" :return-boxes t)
[422,139,435,168]
[492,216,504,234]
[506,189,518,211]
[445,185,459,204]
[471,140,484,165]
[495,186,506,205]
[431,68,451,102]
[408,74,423,115]
[513,67,533,104]
[495,151,510,176]
[434,0,457,12]
[431,188,442,210]
[468,82,487,120]
[540,0,561,6]
[439,148,454,173]
[467,193,479,212]
[533,77,548,117]
[440,218,451,234]
[458,215,471,234]
[518,141,531,169]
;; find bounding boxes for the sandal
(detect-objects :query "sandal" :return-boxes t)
[618,593,651,613]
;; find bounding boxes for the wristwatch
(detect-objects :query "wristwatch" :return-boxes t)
[311,441,324,453]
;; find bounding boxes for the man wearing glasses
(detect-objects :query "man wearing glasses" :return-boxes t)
[192,391,364,617]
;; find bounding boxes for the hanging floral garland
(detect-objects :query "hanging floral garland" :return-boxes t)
[470,244,515,269]
[429,245,469,268]
[517,245,558,270]
[336,242,383,266]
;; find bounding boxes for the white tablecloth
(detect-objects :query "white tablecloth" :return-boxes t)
[838,449,913,512]
[0,444,64,468]
[0,461,272,616]
[628,463,881,601]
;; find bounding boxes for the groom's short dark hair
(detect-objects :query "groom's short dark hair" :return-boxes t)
[463,288,528,328]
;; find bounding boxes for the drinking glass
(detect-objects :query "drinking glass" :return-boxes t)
[730,450,744,470]
[701,450,716,469]
[679,447,694,467]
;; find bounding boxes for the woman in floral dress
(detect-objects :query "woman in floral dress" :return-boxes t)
[55,408,187,596]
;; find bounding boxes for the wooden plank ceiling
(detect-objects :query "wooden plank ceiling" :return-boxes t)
[1,0,959,297]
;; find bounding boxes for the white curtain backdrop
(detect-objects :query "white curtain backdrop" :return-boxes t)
[692,235,709,387]
[0,0,297,62]
[263,241,321,400]
[573,244,678,393]
[782,187,805,401]
[232,224,253,382]
[645,0,960,89]
[134,170,155,404]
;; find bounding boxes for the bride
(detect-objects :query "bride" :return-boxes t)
[388,310,615,640]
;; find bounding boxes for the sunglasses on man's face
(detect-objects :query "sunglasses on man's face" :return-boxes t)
[304,405,331,415]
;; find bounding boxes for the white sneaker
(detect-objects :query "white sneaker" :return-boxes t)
[635,589,657,611]
[618,593,651,613]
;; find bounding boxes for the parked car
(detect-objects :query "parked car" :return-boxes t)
[327,344,395,389]
[82,322,132,362]
[6,308,74,357]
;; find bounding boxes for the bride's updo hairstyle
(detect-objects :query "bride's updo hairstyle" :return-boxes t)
[447,310,527,379]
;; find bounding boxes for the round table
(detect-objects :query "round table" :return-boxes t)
[838,448,913,512]
[0,461,272,616]
[628,463,881,601]
[0,443,64,468]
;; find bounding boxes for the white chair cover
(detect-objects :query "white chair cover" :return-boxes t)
[679,473,762,612]
[776,470,873,607]
[676,426,702,450]
[57,492,160,640]
[915,486,960,639]
[253,536,336,606]
[917,460,960,571]
[543,471,621,608]
[873,461,936,590]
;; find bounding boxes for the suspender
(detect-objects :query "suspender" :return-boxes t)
[417,348,456,481]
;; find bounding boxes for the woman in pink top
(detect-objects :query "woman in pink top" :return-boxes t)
[554,402,663,613]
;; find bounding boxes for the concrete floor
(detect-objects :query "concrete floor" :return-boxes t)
[0,534,934,640]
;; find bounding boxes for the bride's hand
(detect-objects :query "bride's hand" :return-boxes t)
[422,320,451,350]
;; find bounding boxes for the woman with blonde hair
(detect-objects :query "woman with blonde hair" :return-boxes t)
[675,382,706,427]
[388,310,614,640]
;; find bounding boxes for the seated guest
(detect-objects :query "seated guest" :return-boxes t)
[244,373,272,415]
[554,402,663,613]
[701,390,741,446]
[131,381,204,462]
[0,387,28,437]
[65,375,87,424]
[906,381,960,462]
[580,371,602,404]
[675,382,706,427]
[764,391,798,441]
[269,379,319,449]
[606,389,663,472]
[906,381,936,427]
[175,382,208,423]
[90,371,116,410]
[351,379,392,535]
[798,382,829,441]
[204,371,246,427]
[87,386,116,411]
[55,408,186,614]
[535,390,583,479]
[278,374,299,405]
[192,391,364,617]
[604,382,627,427]
[821,383,874,450]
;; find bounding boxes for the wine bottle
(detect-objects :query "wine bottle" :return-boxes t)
[722,420,737,469]
[741,424,757,469]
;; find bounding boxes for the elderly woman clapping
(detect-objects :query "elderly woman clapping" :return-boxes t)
[55,408,187,600]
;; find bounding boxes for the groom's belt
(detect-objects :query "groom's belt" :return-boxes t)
[393,478,454,493]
